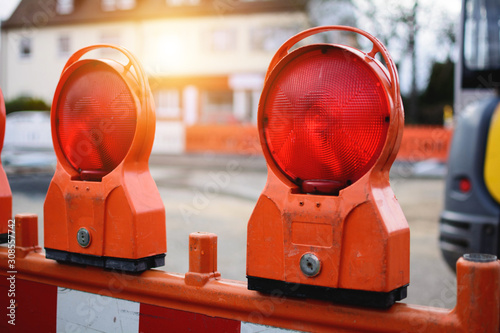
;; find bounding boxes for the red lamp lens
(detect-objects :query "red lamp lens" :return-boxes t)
[459,177,471,193]
[262,46,390,193]
[55,62,136,180]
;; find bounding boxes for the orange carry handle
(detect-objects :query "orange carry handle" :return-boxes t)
[62,44,150,102]
[266,25,400,101]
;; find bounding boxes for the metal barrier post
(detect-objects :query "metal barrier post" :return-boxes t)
[455,254,500,332]
[13,214,41,258]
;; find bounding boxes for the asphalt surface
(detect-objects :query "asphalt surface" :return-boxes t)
[7,154,455,308]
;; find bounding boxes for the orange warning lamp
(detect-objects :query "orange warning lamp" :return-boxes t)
[44,45,166,272]
[247,26,409,308]
[0,88,12,244]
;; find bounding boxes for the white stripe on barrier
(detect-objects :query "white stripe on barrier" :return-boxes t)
[241,322,303,333]
[57,288,140,333]
[49,286,303,333]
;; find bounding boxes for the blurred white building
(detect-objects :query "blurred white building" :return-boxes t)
[0,0,309,125]
[1,0,361,154]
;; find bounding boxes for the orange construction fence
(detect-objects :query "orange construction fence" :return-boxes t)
[185,125,262,155]
[185,125,452,161]
[397,126,453,162]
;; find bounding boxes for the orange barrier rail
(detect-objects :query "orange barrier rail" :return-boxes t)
[184,125,452,161]
[1,214,498,333]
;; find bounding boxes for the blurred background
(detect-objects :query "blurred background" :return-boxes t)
[0,0,464,309]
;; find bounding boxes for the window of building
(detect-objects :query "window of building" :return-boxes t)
[20,37,32,58]
[233,90,254,123]
[201,90,234,123]
[207,29,237,52]
[102,0,115,11]
[57,0,74,14]
[58,35,71,57]
[250,26,298,52]
[464,0,500,70]
[102,0,136,11]
[118,0,136,10]
[155,89,181,119]
[99,31,121,56]
[166,0,200,6]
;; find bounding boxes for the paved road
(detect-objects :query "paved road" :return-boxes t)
[7,154,455,308]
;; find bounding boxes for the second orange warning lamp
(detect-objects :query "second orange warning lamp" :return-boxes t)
[42,26,408,307]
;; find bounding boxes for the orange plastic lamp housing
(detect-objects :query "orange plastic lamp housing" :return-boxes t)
[247,26,409,308]
[0,89,12,243]
[262,45,390,194]
[44,45,165,272]
[55,62,136,181]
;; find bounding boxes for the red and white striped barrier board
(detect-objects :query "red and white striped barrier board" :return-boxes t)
[1,278,300,333]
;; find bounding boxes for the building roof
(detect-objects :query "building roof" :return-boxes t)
[1,0,308,30]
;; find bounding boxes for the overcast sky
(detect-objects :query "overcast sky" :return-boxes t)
[0,0,462,24]
[0,0,20,21]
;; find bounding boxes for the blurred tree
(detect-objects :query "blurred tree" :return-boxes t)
[5,96,50,114]
[310,0,457,124]
[352,0,422,122]
[419,59,454,124]
[307,0,359,45]
[406,1,419,124]
[422,60,454,104]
